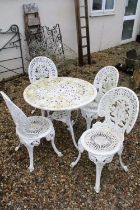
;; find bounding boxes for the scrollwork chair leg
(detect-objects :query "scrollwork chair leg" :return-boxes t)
[41,110,45,117]
[118,147,128,172]
[67,119,78,149]
[81,110,93,130]
[51,138,63,157]
[47,110,50,117]
[31,108,36,114]
[46,131,63,157]
[26,145,34,172]
[72,109,79,125]
[94,162,104,193]
[85,117,93,130]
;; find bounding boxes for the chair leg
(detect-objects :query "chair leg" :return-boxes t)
[66,119,78,149]
[118,146,128,172]
[26,145,34,172]
[41,110,45,117]
[89,154,114,193]
[85,117,93,130]
[72,109,79,125]
[47,110,50,117]
[81,110,93,129]
[31,108,36,114]
[51,138,63,157]
[94,162,104,193]
[15,143,21,151]
[70,152,82,167]
[46,130,63,157]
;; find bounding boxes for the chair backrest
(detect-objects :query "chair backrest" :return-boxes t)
[98,87,139,134]
[93,66,119,104]
[28,56,58,83]
[0,91,28,126]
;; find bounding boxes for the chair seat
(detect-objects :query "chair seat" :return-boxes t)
[81,127,122,156]
[16,116,53,140]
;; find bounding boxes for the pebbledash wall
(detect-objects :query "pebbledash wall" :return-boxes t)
[0,0,140,79]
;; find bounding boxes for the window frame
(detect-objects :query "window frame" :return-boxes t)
[90,0,116,17]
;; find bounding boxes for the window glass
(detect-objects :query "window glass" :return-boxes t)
[92,0,102,10]
[125,0,138,16]
[105,0,114,10]
[122,20,134,40]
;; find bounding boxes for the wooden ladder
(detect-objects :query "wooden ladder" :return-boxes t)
[75,0,91,66]
[23,3,41,45]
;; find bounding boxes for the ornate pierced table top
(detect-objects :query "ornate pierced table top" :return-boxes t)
[23,77,97,111]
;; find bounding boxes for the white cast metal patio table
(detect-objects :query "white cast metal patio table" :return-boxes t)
[23,77,97,148]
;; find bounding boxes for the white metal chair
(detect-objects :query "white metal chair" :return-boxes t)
[1,91,62,172]
[28,56,58,83]
[28,56,78,148]
[80,66,119,129]
[71,87,139,193]
[28,56,58,115]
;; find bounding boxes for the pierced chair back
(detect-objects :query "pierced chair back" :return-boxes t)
[98,87,139,135]
[28,56,58,83]
[93,66,119,105]
[0,91,28,126]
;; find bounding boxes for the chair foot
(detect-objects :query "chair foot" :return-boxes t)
[70,162,77,168]
[118,148,128,172]
[122,165,128,172]
[71,120,75,126]
[70,152,81,168]
[119,155,128,172]
[28,166,34,172]
[51,138,63,157]
[57,152,63,157]
[15,143,21,151]
[94,186,100,193]
[26,145,34,172]
[31,109,36,114]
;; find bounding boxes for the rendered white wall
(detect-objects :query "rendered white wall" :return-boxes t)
[89,0,125,51]
[0,0,77,80]
[0,0,140,80]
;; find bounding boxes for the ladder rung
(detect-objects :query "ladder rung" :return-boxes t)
[81,26,87,29]
[83,54,88,57]
[80,16,87,18]
[80,5,87,8]
[82,36,87,38]
[82,45,87,48]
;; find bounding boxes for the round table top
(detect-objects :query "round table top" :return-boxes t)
[23,77,97,111]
